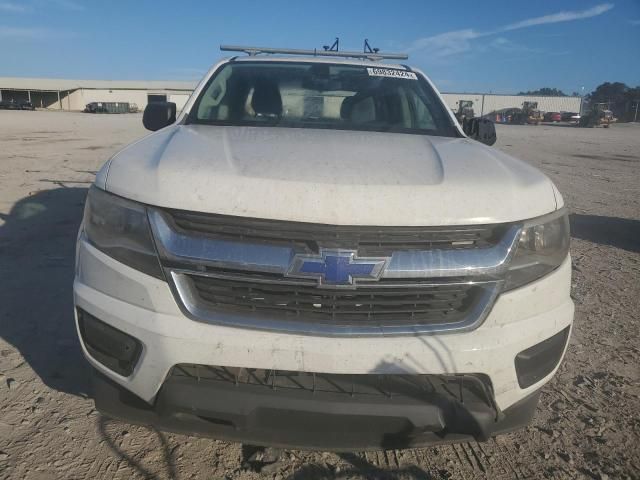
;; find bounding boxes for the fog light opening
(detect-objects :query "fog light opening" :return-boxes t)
[77,309,142,377]
[515,327,570,389]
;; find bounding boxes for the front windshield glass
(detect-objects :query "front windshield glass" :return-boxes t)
[189,61,460,137]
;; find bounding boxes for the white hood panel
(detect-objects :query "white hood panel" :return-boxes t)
[105,125,557,226]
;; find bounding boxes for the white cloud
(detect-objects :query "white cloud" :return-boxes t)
[0,2,31,13]
[408,29,480,57]
[0,0,87,13]
[50,0,85,11]
[0,25,75,39]
[630,19,640,26]
[500,3,614,31]
[409,3,615,58]
[487,37,539,54]
[0,26,48,38]
[31,0,86,11]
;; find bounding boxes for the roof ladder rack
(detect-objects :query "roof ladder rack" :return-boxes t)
[220,44,408,61]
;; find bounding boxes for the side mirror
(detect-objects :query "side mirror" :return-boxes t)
[463,117,497,146]
[143,102,177,131]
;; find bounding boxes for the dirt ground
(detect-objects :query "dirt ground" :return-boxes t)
[0,110,638,480]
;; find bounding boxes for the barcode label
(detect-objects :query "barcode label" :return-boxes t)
[366,68,417,80]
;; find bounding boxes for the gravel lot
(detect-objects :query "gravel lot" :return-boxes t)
[0,110,638,479]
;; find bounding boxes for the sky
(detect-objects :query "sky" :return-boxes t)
[0,0,639,94]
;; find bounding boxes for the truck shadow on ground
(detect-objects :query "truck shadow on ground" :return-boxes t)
[97,416,178,480]
[287,453,435,480]
[0,186,178,479]
[0,186,90,397]
[0,186,445,480]
[240,445,436,480]
[539,123,581,128]
[569,213,640,253]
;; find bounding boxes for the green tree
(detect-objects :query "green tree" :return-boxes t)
[518,88,567,96]
[586,82,628,105]
[585,82,640,121]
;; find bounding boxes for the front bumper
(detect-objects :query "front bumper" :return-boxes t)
[74,239,573,447]
[92,365,541,451]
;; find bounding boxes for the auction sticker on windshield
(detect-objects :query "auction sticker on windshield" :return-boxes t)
[366,67,417,80]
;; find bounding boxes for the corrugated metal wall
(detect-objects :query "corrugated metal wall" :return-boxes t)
[440,93,583,116]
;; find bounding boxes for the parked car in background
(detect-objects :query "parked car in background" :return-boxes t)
[0,99,35,110]
[544,112,562,122]
[561,112,580,122]
[84,102,131,114]
[0,99,20,110]
[19,101,35,111]
[488,107,521,123]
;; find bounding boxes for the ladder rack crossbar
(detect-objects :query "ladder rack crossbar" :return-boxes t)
[220,45,408,61]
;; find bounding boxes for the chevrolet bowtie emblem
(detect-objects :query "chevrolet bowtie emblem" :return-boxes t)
[287,249,388,287]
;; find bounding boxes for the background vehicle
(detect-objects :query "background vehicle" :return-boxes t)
[0,99,34,110]
[454,100,475,123]
[519,101,543,125]
[0,99,20,110]
[579,103,616,127]
[84,101,131,114]
[544,111,562,122]
[489,103,543,125]
[19,100,35,110]
[488,107,520,123]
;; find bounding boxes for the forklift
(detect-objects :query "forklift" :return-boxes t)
[579,103,616,128]
[454,100,476,132]
[519,101,543,125]
[455,100,475,123]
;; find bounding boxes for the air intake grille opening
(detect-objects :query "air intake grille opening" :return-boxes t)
[186,274,481,327]
[167,209,507,256]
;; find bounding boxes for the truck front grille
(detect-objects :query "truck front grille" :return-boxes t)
[153,208,510,335]
[170,364,496,406]
[182,273,482,328]
[167,209,506,256]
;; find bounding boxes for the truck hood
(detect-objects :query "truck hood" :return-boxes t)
[102,125,558,226]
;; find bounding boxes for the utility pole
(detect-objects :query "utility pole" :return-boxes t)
[633,100,639,123]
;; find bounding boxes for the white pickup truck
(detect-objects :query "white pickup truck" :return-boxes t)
[74,46,573,450]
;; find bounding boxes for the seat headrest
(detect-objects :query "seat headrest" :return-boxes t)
[340,94,376,123]
[251,78,282,117]
[340,95,357,120]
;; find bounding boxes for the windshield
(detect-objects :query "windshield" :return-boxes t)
[188,61,460,137]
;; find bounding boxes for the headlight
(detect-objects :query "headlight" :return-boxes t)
[82,185,164,279]
[505,209,570,290]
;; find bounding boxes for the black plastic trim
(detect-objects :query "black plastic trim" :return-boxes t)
[91,367,541,451]
[515,327,570,388]
[78,310,142,377]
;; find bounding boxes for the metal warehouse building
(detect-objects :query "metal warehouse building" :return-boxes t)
[1,76,583,115]
[0,77,196,111]
[440,93,583,116]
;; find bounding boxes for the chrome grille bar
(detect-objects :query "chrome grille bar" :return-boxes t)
[149,209,522,279]
[149,208,518,335]
[150,209,295,274]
